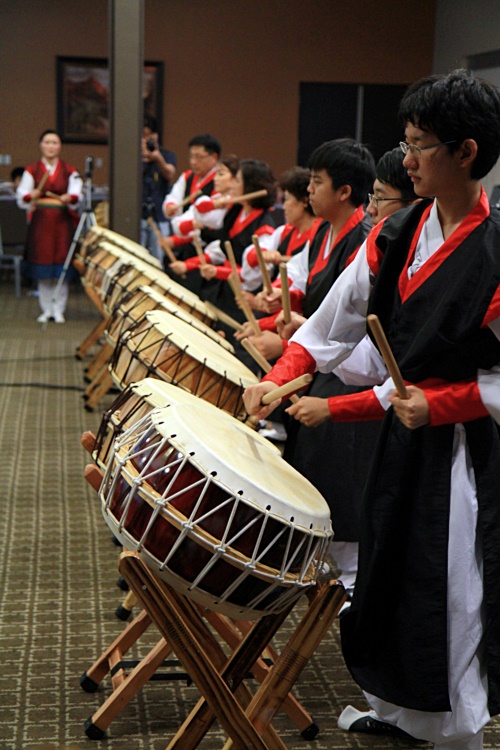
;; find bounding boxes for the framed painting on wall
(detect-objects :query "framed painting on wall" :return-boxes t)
[56,56,163,144]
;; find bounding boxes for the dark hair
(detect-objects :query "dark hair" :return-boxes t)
[308,138,376,206]
[219,154,240,177]
[188,133,222,157]
[376,148,417,202]
[399,68,500,180]
[238,159,277,208]
[10,166,25,181]
[280,166,314,215]
[143,115,158,133]
[38,129,61,142]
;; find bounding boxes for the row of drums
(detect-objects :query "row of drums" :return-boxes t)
[76,226,332,621]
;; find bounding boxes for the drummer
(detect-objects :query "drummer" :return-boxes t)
[243,69,500,750]
[161,133,221,295]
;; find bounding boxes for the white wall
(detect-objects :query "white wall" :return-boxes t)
[434,0,500,196]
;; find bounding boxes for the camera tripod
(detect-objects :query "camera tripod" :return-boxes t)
[51,156,97,306]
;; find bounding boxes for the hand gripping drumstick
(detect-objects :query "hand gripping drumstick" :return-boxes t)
[241,338,300,404]
[31,170,50,205]
[261,373,313,405]
[279,262,291,324]
[367,314,408,399]
[251,234,273,296]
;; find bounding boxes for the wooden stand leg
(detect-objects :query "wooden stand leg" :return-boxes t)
[75,311,107,359]
[221,580,346,750]
[84,368,115,411]
[85,341,114,380]
[80,608,152,693]
[205,611,318,739]
[119,552,293,750]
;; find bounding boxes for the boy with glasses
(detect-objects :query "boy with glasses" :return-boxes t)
[243,69,500,750]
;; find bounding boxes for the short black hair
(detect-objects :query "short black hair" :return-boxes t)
[399,68,500,180]
[10,166,25,181]
[38,129,60,142]
[188,133,222,157]
[143,115,158,133]
[308,138,376,207]
[376,148,417,202]
[239,159,277,208]
[280,166,314,215]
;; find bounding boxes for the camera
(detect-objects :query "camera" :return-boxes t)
[146,139,156,152]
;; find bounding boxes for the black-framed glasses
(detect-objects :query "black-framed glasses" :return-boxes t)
[399,140,456,157]
[368,193,412,208]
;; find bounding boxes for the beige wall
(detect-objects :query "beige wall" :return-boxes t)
[0,0,436,185]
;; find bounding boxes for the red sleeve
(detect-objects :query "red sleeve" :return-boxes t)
[425,380,489,426]
[184,256,202,272]
[171,234,192,248]
[245,248,259,267]
[262,342,316,386]
[288,288,305,313]
[258,314,279,332]
[195,198,216,214]
[178,218,195,236]
[327,389,385,422]
[68,194,79,204]
[214,261,236,281]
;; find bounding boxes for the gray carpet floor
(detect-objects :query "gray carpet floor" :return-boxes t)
[0,278,498,750]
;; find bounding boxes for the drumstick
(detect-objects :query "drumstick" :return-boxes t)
[192,236,207,265]
[45,190,63,200]
[204,302,244,332]
[227,273,261,337]
[35,171,50,193]
[251,234,273,296]
[241,338,299,403]
[230,189,268,204]
[177,188,202,209]
[279,262,291,324]
[261,373,313,405]
[146,216,178,264]
[367,314,408,399]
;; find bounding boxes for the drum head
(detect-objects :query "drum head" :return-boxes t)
[153,403,331,532]
[139,287,233,352]
[129,378,281,454]
[146,311,257,388]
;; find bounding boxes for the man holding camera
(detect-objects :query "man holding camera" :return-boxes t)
[141,115,177,262]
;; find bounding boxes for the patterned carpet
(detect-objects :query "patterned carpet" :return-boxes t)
[0,278,498,750]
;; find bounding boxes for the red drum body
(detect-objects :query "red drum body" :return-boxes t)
[110,310,257,420]
[100,402,332,619]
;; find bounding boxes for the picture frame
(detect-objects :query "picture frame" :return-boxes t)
[56,56,163,144]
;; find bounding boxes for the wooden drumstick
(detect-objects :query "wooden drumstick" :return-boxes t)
[146,216,178,264]
[261,373,313,405]
[367,314,408,399]
[227,273,261,337]
[251,234,273,296]
[231,188,268,204]
[31,170,50,205]
[279,262,291,324]
[204,302,244,332]
[45,190,63,201]
[241,338,299,403]
[177,188,202,209]
[192,236,207,265]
